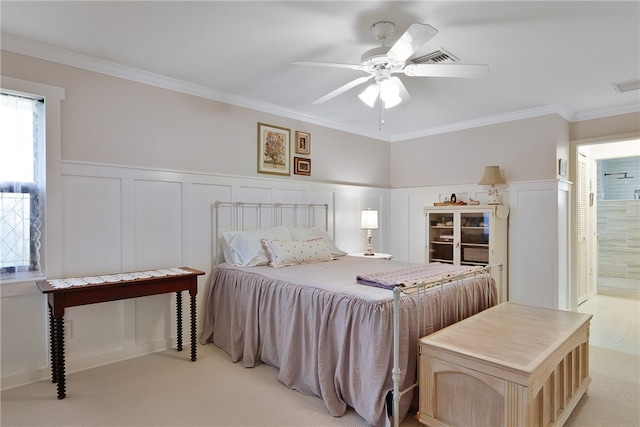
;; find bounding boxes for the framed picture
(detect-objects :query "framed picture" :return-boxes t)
[258,123,290,176]
[295,131,311,155]
[294,157,311,176]
[559,159,567,177]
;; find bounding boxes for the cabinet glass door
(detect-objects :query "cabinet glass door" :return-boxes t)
[427,212,454,264]
[460,212,490,266]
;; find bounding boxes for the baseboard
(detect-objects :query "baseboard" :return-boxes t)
[1,338,181,390]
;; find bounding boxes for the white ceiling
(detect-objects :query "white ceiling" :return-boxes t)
[2,1,639,142]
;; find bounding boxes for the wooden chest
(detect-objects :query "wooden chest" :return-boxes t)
[418,302,592,427]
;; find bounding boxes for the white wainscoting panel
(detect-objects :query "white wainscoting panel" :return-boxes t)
[61,175,122,276]
[65,301,124,357]
[134,180,183,270]
[509,187,557,307]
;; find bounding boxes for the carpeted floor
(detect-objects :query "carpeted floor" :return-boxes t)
[1,342,638,427]
[564,345,640,427]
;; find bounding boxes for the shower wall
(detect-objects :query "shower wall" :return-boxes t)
[597,199,640,281]
[598,156,640,200]
[597,156,640,287]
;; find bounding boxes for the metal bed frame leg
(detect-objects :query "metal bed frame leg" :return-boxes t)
[392,286,401,427]
[390,263,502,427]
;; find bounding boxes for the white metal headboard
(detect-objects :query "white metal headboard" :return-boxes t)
[211,201,330,265]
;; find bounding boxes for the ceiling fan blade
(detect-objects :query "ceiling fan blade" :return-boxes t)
[387,23,438,63]
[312,75,373,105]
[293,61,364,71]
[403,63,489,78]
[390,77,412,104]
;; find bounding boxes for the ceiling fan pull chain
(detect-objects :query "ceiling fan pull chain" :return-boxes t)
[379,98,385,130]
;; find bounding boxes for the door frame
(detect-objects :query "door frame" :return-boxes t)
[570,133,640,307]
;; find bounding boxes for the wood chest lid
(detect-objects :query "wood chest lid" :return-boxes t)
[419,302,592,375]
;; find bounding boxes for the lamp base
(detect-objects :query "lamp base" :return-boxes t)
[364,230,374,256]
[487,185,501,205]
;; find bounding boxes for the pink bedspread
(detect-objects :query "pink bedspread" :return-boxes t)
[200,257,496,427]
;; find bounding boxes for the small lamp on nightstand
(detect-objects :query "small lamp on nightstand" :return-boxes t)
[478,166,507,205]
[360,209,379,256]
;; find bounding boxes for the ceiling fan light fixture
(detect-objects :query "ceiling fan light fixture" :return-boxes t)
[359,84,380,107]
[382,93,402,109]
[379,78,401,108]
[380,78,399,96]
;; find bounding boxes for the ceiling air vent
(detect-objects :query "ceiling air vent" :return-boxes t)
[611,79,640,93]
[411,48,459,64]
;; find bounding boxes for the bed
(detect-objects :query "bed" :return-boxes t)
[200,202,499,427]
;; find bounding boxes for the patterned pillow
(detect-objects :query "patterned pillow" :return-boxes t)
[288,227,346,258]
[261,238,333,268]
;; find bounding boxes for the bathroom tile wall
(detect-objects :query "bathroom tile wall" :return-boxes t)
[598,156,640,200]
[598,200,640,282]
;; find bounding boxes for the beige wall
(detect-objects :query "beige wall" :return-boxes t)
[570,112,640,142]
[1,51,390,188]
[389,114,564,188]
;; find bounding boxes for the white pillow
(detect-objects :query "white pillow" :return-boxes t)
[262,238,333,268]
[222,226,292,267]
[288,227,346,257]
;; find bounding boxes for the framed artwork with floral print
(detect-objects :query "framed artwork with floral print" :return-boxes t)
[258,122,290,176]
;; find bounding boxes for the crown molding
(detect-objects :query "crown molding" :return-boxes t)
[390,104,576,142]
[3,33,637,144]
[1,33,393,141]
[572,103,640,122]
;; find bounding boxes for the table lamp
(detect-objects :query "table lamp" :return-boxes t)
[360,209,379,256]
[478,166,507,205]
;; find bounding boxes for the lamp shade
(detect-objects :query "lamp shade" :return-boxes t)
[358,84,379,108]
[478,166,507,185]
[358,78,403,109]
[360,209,379,230]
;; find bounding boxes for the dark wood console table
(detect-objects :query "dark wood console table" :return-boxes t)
[36,267,205,399]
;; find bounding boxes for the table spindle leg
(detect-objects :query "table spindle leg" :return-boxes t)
[190,293,197,362]
[49,306,57,384]
[52,316,66,399]
[176,291,183,352]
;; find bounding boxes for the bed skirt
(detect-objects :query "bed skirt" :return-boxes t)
[201,264,497,427]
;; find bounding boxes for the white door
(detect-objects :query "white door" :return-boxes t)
[576,154,589,304]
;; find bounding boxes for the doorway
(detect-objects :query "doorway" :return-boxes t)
[574,138,640,303]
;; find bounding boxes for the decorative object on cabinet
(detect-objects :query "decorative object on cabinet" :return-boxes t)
[293,157,311,176]
[257,122,290,176]
[360,209,379,256]
[468,198,480,205]
[434,200,467,206]
[425,204,509,302]
[559,158,567,177]
[478,165,507,205]
[295,131,310,154]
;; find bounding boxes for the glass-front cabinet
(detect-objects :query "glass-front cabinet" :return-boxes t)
[425,205,509,300]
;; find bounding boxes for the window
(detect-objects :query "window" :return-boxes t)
[1,91,45,277]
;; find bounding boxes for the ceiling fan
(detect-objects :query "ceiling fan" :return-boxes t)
[295,21,489,109]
